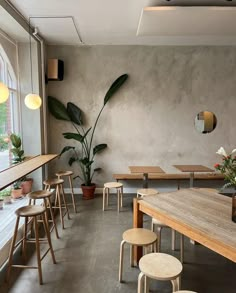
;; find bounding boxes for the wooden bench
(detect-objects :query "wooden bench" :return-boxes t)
[113,173,224,189]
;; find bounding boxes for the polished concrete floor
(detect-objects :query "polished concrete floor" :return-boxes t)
[0,194,235,293]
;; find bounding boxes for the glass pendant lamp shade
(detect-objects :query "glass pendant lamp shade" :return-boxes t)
[24,93,42,110]
[0,82,10,103]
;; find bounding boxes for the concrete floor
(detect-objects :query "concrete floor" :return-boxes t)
[0,194,235,293]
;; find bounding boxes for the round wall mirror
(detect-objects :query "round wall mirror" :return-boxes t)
[194,111,217,134]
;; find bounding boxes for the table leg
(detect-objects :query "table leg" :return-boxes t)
[133,198,143,265]
[190,172,194,188]
[143,173,148,188]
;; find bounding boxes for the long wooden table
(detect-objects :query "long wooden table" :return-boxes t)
[0,154,59,191]
[133,188,236,263]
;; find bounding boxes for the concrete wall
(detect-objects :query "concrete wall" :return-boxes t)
[47,45,236,190]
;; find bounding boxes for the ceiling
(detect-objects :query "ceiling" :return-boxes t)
[1,0,236,45]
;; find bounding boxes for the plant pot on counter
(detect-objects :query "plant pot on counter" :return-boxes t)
[11,188,23,199]
[81,183,96,200]
[21,178,33,195]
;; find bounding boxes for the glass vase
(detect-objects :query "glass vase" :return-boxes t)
[232,193,236,223]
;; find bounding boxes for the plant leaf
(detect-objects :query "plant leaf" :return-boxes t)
[59,146,75,157]
[82,127,91,141]
[104,74,128,105]
[68,157,77,166]
[67,102,83,125]
[48,96,71,121]
[93,144,107,155]
[63,132,84,142]
[10,134,21,148]
[94,168,101,172]
[80,158,93,167]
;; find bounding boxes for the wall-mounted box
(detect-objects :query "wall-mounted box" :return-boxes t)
[47,59,64,81]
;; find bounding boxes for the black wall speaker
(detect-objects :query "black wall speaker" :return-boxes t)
[47,59,64,81]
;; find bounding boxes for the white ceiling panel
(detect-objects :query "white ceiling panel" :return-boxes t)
[137,6,236,36]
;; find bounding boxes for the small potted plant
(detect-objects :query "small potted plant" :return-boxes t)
[0,188,12,204]
[11,181,23,199]
[9,133,33,195]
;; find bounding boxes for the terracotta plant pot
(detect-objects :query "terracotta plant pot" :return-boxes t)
[21,178,33,195]
[81,183,96,200]
[11,188,23,199]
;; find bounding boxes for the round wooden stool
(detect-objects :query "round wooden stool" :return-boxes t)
[103,182,123,212]
[137,188,157,197]
[137,253,183,293]
[28,190,59,239]
[137,189,176,252]
[6,205,56,285]
[43,178,70,229]
[56,170,77,213]
[119,228,158,282]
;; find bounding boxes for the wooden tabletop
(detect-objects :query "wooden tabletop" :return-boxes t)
[0,154,59,191]
[134,188,236,262]
[129,166,165,174]
[173,165,214,172]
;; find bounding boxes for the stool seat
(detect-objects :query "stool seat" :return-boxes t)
[123,228,157,246]
[28,190,53,199]
[43,178,64,186]
[152,218,167,227]
[139,253,183,281]
[137,188,158,197]
[15,205,46,217]
[56,170,73,176]
[104,182,123,189]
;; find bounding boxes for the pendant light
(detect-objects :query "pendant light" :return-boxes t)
[0,81,10,103]
[24,18,42,110]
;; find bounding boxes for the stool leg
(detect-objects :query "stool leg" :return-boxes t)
[6,216,20,283]
[171,277,180,292]
[171,229,176,251]
[180,234,184,263]
[42,213,56,264]
[60,184,71,220]
[144,275,149,293]
[137,272,145,293]
[34,217,43,285]
[120,187,123,207]
[119,240,126,282]
[157,226,162,252]
[106,187,109,206]
[117,189,120,213]
[130,245,134,267]
[56,185,64,229]
[47,198,59,239]
[103,187,106,211]
[69,175,77,213]
[22,216,28,262]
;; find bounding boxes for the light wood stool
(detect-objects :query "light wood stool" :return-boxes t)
[137,253,183,293]
[137,189,177,252]
[28,190,59,239]
[6,205,56,285]
[43,178,70,229]
[56,170,77,213]
[119,228,158,282]
[103,182,123,212]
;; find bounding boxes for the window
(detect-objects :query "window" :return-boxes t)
[0,45,19,171]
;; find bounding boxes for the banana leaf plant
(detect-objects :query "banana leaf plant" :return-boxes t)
[48,74,128,186]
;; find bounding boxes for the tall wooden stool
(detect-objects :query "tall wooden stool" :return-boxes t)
[43,178,70,229]
[103,182,123,212]
[28,190,59,239]
[137,188,176,252]
[137,253,183,293]
[119,228,158,282]
[6,205,56,285]
[56,171,77,213]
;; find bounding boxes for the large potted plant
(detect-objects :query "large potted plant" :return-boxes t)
[9,133,33,195]
[48,74,128,199]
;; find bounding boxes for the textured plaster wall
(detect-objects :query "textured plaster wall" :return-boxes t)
[47,45,236,189]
